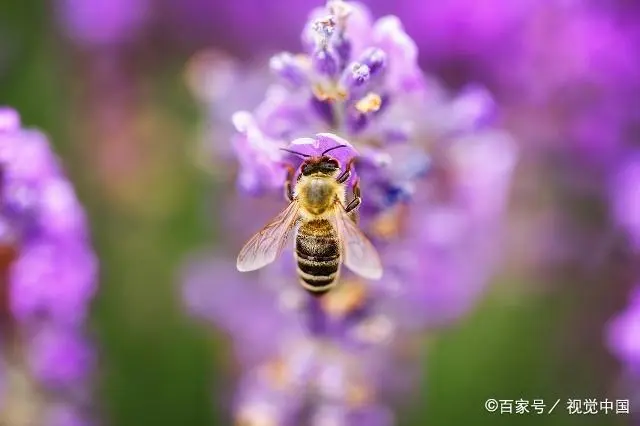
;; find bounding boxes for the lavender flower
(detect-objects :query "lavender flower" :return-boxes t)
[228,0,504,198]
[610,153,640,251]
[571,4,640,413]
[606,154,640,404]
[607,284,640,418]
[220,0,515,313]
[163,0,530,79]
[183,1,516,423]
[183,254,413,426]
[608,285,640,376]
[0,107,97,425]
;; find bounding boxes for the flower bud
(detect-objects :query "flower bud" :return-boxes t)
[341,62,371,90]
[312,47,341,78]
[358,48,386,77]
[269,52,309,88]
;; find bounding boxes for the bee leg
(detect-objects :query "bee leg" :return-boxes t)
[336,158,356,184]
[345,179,361,213]
[345,187,361,224]
[283,164,296,202]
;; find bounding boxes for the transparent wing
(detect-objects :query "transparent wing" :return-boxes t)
[236,201,300,272]
[332,203,383,280]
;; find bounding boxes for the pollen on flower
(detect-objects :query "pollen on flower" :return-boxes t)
[312,83,348,102]
[355,93,382,114]
[321,279,367,318]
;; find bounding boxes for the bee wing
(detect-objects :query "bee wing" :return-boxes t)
[236,201,300,272]
[332,202,383,280]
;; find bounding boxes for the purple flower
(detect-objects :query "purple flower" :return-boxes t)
[611,153,640,251]
[213,0,515,290]
[182,1,516,424]
[377,131,517,326]
[180,0,640,173]
[183,252,413,425]
[0,107,97,425]
[211,1,506,206]
[606,155,640,396]
[163,0,527,76]
[607,285,640,376]
[27,325,94,388]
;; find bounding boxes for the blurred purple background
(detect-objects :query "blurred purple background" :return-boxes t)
[0,0,637,424]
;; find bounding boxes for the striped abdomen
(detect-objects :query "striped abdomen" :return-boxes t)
[295,219,340,296]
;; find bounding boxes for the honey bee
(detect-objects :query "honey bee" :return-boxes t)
[236,144,383,296]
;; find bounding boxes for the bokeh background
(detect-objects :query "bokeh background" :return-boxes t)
[0,0,636,425]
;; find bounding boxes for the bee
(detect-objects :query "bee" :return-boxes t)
[236,144,383,296]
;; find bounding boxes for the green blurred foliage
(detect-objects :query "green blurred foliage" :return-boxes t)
[0,1,627,425]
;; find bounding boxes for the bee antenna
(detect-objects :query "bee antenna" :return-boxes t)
[321,144,348,156]
[279,148,311,158]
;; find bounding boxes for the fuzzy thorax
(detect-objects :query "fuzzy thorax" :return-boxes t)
[295,173,346,219]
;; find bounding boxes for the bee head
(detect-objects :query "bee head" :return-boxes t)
[281,144,350,177]
[300,156,340,176]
